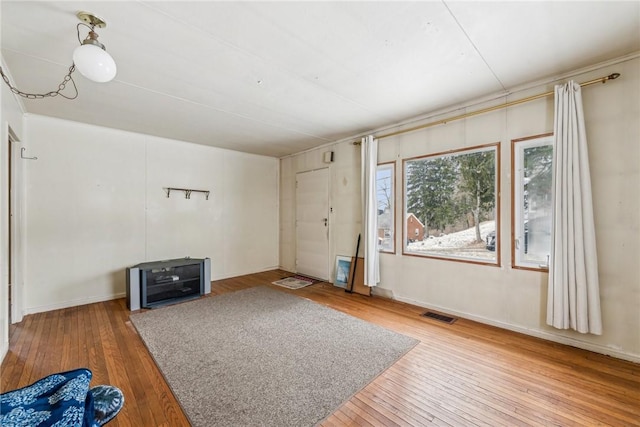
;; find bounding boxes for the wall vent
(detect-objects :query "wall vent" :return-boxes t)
[421,311,457,324]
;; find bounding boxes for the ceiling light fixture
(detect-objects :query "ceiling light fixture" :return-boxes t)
[0,11,116,100]
[73,11,116,83]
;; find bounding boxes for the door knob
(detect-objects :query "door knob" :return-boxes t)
[323,218,328,226]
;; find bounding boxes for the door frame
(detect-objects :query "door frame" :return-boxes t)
[8,128,23,325]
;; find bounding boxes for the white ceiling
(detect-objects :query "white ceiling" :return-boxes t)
[2,1,639,157]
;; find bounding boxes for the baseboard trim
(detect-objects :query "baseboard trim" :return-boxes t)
[212,265,281,281]
[393,294,640,364]
[24,292,127,316]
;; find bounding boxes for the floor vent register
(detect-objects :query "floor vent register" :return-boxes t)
[421,311,457,324]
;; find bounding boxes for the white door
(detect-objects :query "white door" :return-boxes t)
[296,168,329,280]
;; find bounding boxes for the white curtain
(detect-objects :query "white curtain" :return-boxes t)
[361,135,380,287]
[546,81,602,335]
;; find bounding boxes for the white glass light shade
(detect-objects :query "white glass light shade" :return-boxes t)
[72,44,117,83]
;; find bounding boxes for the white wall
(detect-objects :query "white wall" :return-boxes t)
[23,115,279,314]
[280,57,640,362]
[0,54,26,361]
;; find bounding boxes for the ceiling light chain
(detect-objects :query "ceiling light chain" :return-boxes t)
[0,11,116,101]
[0,64,78,100]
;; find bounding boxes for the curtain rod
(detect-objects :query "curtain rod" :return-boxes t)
[353,72,620,144]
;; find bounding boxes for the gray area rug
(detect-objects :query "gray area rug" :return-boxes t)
[130,286,418,426]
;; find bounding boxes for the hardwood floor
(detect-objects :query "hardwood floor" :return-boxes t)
[2,269,639,426]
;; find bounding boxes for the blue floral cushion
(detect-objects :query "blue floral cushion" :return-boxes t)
[0,369,96,427]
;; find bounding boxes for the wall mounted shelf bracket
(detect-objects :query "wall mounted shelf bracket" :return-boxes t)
[165,187,210,200]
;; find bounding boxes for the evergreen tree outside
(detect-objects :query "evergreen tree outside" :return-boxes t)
[517,139,553,264]
[406,156,457,235]
[404,145,498,259]
[523,145,553,212]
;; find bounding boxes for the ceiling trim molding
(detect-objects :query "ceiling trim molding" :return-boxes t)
[280,51,640,160]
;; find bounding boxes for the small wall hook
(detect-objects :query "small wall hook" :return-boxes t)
[21,147,38,160]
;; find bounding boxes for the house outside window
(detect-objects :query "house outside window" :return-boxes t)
[377,162,395,253]
[512,134,553,270]
[403,143,499,265]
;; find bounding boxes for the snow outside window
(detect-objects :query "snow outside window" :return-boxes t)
[403,143,500,265]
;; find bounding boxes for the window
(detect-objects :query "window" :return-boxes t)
[376,162,395,253]
[403,143,499,264]
[512,134,553,270]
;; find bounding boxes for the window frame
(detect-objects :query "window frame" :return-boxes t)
[376,161,396,254]
[402,142,501,266]
[511,133,553,271]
